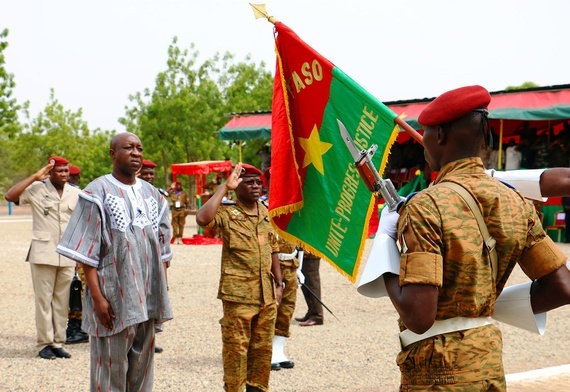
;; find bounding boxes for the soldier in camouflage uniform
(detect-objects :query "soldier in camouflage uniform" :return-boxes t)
[381,85,570,391]
[169,181,190,244]
[271,235,299,370]
[261,167,299,370]
[196,162,283,392]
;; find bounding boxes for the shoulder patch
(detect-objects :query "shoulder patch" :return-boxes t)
[229,208,246,221]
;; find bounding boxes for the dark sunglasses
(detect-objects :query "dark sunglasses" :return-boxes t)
[242,179,263,186]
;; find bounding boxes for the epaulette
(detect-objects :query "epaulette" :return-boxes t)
[222,200,237,205]
[260,199,269,208]
[158,188,169,197]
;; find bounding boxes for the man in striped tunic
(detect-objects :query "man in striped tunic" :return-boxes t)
[57,132,173,391]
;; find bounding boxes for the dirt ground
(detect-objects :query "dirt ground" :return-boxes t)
[1,207,569,391]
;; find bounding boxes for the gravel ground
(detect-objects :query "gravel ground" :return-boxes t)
[1,211,569,391]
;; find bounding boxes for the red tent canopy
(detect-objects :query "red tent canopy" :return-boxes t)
[219,112,272,140]
[216,86,570,146]
[171,160,232,196]
[388,84,570,143]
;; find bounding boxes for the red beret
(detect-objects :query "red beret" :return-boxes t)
[239,163,263,177]
[68,165,81,175]
[418,85,491,127]
[48,156,69,166]
[263,167,271,180]
[142,159,157,168]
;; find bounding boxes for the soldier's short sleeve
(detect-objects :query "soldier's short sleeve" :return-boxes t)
[519,237,566,279]
[18,182,40,205]
[270,231,279,253]
[397,194,444,287]
[519,212,567,279]
[201,209,224,230]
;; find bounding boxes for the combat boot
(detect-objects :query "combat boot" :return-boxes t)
[66,318,89,344]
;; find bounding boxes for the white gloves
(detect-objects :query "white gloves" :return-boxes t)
[296,269,305,285]
[296,249,305,284]
[485,168,546,201]
[377,206,399,239]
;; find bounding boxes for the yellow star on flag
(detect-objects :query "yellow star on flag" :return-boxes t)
[298,125,333,175]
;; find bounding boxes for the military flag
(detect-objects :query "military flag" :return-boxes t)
[269,21,401,282]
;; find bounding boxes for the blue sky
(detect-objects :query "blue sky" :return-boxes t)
[3,0,569,132]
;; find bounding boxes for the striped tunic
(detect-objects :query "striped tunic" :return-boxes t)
[57,174,173,337]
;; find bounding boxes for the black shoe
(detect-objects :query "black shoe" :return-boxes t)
[271,362,281,371]
[51,347,71,359]
[279,360,295,369]
[66,331,89,344]
[66,318,81,339]
[294,315,309,322]
[38,346,56,360]
[154,346,163,353]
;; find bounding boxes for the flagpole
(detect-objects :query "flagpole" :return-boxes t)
[394,117,423,145]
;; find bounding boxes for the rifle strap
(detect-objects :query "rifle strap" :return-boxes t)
[438,182,498,283]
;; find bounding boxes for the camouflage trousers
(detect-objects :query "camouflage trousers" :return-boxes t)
[398,324,506,391]
[274,265,298,337]
[171,210,186,238]
[221,301,277,392]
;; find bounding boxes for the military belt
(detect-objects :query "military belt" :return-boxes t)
[278,250,298,261]
[399,316,493,348]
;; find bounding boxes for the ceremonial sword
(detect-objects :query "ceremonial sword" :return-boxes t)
[296,249,340,321]
[299,280,340,321]
[337,119,405,211]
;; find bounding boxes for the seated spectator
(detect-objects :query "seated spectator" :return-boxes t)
[505,138,522,170]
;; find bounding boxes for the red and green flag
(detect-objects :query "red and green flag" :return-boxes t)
[269,22,400,282]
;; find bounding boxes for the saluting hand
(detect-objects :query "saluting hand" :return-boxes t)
[225,162,244,190]
[34,161,55,181]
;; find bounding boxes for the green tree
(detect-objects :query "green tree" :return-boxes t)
[121,38,274,189]
[0,28,20,138]
[0,28,22,197]
[218,54,274,166]
[505,81,539,91]
[121,39,226,185]
[15,89,112,183]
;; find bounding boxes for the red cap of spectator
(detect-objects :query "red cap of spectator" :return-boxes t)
[68,164,81,175]
[142,159,157,168]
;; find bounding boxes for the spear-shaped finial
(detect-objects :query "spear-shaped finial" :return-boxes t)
[249,3,277,24]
